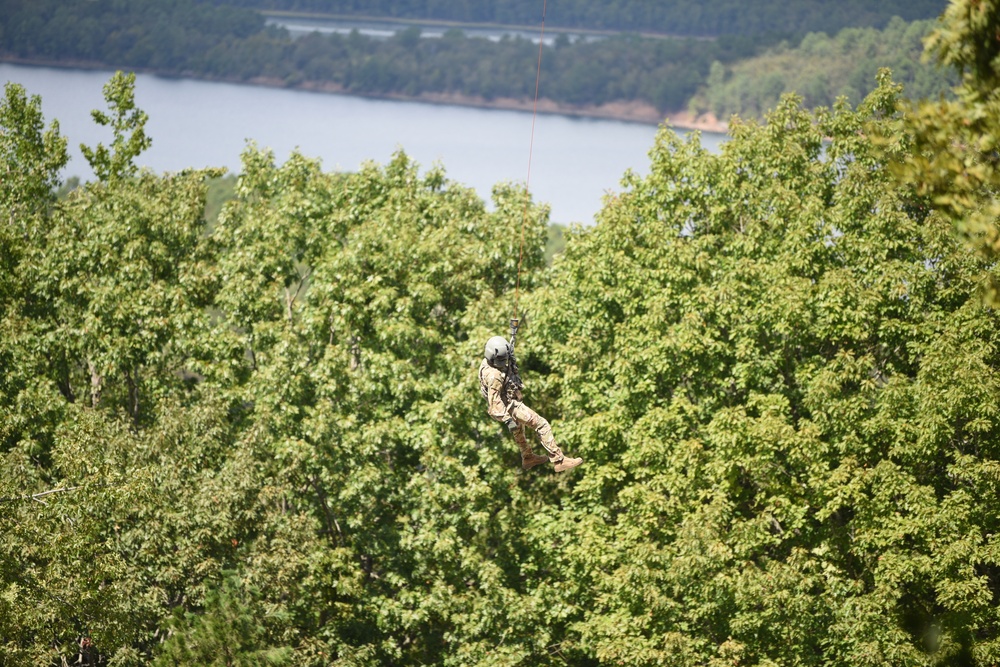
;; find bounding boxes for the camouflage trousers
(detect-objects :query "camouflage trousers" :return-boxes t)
[506,400,562,459]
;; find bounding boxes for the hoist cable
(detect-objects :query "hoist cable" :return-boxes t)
[513,0,547,323]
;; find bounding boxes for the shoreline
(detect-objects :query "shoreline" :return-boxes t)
[0,56,729,135]
[260,10,719,42]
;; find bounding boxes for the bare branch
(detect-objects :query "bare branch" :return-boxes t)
[0,485,85,504]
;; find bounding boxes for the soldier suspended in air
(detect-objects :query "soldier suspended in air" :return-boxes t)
[479,333,583,472]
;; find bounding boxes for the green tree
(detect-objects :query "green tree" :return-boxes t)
[0,82,68,474]
[697,19,956,121]
[525,73,1000,664]
[154,574,293,666]
[891,0,1000,303]
[0,73,232,665]
[0,82,67,224]
[79,71,151,183]
[204,145,553,664]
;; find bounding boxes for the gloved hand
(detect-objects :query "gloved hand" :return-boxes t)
[505,419,518,433]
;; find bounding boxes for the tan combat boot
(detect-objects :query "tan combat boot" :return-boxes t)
[553,456,583,472]
[548,446,583,472]
[517,439,550,470]
[522,452,550,470]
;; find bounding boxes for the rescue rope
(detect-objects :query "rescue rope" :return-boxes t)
[512,0,547,327]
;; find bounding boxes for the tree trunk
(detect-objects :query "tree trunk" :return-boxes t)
[87,359,101,408]
[126,366,140,426]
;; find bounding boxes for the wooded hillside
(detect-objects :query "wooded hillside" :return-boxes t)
[0,0,953,123]
[3,1,1000,664]
[695,17,958,120]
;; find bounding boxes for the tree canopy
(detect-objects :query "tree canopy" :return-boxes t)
[694,17,957,121]
[890,0,1000,304]
[2,8,1000,663]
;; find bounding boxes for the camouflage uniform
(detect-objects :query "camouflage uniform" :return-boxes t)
[478,357,563,461]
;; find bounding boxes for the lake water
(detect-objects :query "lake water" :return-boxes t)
[263,14,602,45]
[1,63,725,225]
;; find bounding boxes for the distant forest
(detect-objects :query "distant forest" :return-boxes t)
[0,0,955,120]
[210,0,949,38]
[695,17,959,120]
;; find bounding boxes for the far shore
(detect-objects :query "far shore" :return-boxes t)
[0,56,730,135]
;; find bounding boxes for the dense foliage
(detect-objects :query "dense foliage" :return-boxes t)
[528,72,1000,665]
[891,0,1000,304]
[215,0,947,38]
[4,34,1000,664]
[0,0,952,120]
[0,0,266,69]
[694,17,958,121]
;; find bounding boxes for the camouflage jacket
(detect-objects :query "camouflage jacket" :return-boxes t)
[478,358,523,422]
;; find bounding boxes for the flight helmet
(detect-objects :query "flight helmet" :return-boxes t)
[484,336,513,368]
